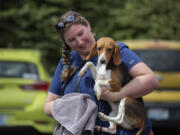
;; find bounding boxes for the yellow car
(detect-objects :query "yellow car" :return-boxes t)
[0,49,56,134]
[124,40,180,127]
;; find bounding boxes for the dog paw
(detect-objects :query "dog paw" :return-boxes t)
[96,94,101,100]
[95,93,101,101]
[94,88,102,100]
[98,112,106,121]
[94,89,100,100]
[79,70,85,77]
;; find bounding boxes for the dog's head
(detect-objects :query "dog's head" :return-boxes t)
[86,37,121,65]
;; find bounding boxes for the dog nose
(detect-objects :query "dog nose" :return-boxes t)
[100,59,106,64]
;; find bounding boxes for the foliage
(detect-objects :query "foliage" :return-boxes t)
[0,0,180,74]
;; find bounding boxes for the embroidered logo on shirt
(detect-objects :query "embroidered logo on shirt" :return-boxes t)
[129,60,135,65]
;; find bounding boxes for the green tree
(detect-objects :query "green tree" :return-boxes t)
[1,0,180,74]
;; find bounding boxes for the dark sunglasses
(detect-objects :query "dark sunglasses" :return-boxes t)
[56,14,75,30]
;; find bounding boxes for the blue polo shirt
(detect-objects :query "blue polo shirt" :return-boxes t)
[49,42,152,135]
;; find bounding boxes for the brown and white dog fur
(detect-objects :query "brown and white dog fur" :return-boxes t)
[79,37,146,135]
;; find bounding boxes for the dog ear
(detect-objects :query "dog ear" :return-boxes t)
[113,44,121,65]
[86,42,97,60]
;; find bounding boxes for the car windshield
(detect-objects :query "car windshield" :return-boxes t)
[0,61,39,80]
[133,50,180,72]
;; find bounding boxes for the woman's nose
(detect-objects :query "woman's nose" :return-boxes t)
[76,37,83,46]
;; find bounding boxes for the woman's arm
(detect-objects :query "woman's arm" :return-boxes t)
[44,92,61,117]
[100,62,159,102]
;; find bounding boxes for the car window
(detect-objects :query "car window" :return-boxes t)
[133,50,180,72]
[0,61,39,80]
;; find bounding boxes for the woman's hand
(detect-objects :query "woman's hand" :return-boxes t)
[44,92,61,117]
[99,86,120,102]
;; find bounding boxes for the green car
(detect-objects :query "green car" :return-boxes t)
[0,49,56,134]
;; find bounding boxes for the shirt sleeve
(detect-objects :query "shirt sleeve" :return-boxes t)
[49,59,63,95]
[117,42,142,70]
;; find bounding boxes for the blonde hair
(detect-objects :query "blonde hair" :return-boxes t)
[56,11,88,82]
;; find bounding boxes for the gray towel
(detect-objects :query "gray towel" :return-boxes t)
[52,93,98,135]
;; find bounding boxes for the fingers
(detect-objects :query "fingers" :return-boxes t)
[100,87,111,101]
[94,125,100,132]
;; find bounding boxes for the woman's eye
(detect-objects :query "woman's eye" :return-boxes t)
[69,38,75,43]
[78,31,83,36]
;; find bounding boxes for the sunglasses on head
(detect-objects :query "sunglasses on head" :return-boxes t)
[56,14,75,30]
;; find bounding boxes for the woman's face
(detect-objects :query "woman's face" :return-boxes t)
[64,23,95,59]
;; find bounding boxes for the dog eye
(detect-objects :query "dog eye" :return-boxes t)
[107,48,112,52]
[97,47,101,51]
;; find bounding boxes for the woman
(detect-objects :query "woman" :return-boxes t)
[44,10,158,135]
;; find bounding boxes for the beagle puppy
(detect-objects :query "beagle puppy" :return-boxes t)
[79,37,146,135]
